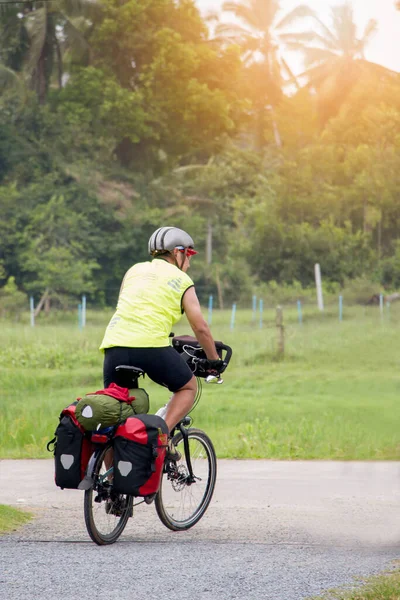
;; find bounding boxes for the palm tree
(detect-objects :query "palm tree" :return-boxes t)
[0,64,24,97]
[284,3,395,124]
[215,0,315,148]
[0,0,96,104]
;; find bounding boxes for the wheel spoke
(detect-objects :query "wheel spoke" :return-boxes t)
[155,429,217,530]
[84,445,132,545]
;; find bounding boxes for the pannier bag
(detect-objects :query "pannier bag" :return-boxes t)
[47,402,94,490]
[113,415,169,497]
[75,383,149,432]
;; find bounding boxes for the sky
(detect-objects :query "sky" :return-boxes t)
[195,0,400,73]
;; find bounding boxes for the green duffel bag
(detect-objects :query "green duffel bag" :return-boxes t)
[75,388,149,432]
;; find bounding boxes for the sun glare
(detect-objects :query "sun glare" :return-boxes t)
[197,0,400,72]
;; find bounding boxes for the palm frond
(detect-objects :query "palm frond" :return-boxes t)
[0,63,20,92]
[331,4,357,54]
[62,16,90,58]
[309,15,338,47]
[222,0,252,10]
[279,30,338,50]
[222,1,262,31]
[203,10,220,24]
[254,0,280,32]
[214,23,257,51]
[61,0,100,19]
[280,56,300,89]
[215,22,253,39]
[298,57,340,88]
[360,18,378,47]
[297,45,339,68]
[241,35,263,54]
[24,7,47,77]
[275,5,316,30]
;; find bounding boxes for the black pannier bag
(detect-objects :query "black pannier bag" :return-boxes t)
[113,414,169,497]
[47,402,94,490]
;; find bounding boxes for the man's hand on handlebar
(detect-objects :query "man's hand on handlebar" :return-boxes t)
[204,359,226,376]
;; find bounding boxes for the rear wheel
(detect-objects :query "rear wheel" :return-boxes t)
[84,445,133,545]
[155,428,217,531]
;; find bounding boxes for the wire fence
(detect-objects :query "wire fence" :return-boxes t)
[22,291,398,334]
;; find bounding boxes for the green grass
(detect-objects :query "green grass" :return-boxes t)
[309,567,400,599]
[0,504,33,534]
[0,304,399,459]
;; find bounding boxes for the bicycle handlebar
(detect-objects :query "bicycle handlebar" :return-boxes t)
[171,335,233,380]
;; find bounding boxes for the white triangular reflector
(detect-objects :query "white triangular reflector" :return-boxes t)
[118,461,132,477]
[60,454,74,470]
[82,405,93,418]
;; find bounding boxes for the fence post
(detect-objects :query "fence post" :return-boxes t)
[30,296,35,327]
[379,293,384,320]
[276,305,284,357]
[297,300,302,325]
[339,295,343,322]
[230,303,236,330]
[315,263,324,311]
[82,295,86,327]
[78,303,83,330]
[252,295,257,321]
[208,295,213,325]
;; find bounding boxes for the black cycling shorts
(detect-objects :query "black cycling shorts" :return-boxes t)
[103,346,194,392]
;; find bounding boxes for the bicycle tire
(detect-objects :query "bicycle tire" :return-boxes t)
[84,444,133,545]
[155,428,217,531]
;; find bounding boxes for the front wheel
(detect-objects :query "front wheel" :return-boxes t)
[84,445,133,545]
[155,428,217,531]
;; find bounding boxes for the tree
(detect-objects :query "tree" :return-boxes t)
[17,194,99,309]
[215,0,314,148]
[286,3,396,124]
[0,0,96,104]
[83,0,247,170]
[0,65,24,96]
[161,146,265,304]
[0,276,28,320]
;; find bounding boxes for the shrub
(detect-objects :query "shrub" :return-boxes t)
[0,277,28,320]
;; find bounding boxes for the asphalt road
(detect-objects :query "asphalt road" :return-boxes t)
[1,459,399,600]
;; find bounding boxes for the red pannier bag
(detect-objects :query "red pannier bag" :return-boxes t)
[47,402,94,490]
[113,415,169,497]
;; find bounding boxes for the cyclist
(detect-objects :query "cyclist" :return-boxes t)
[100,226,224,458]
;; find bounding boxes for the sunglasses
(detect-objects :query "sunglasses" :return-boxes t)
[176,246,198,257]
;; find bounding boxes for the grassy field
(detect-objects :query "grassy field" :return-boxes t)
[1,303,399,459]
[309,566,400,600]
[0,505,32,534]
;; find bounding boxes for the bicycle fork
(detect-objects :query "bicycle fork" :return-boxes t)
[179,424,196,485]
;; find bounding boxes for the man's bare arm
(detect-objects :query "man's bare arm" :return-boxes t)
[182,287,219,360]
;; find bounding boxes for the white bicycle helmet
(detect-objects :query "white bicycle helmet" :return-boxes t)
[148,227,196,255]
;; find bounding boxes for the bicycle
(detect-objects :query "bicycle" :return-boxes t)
[80,337,233,545]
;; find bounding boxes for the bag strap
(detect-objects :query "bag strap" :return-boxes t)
[46,437,56,452]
